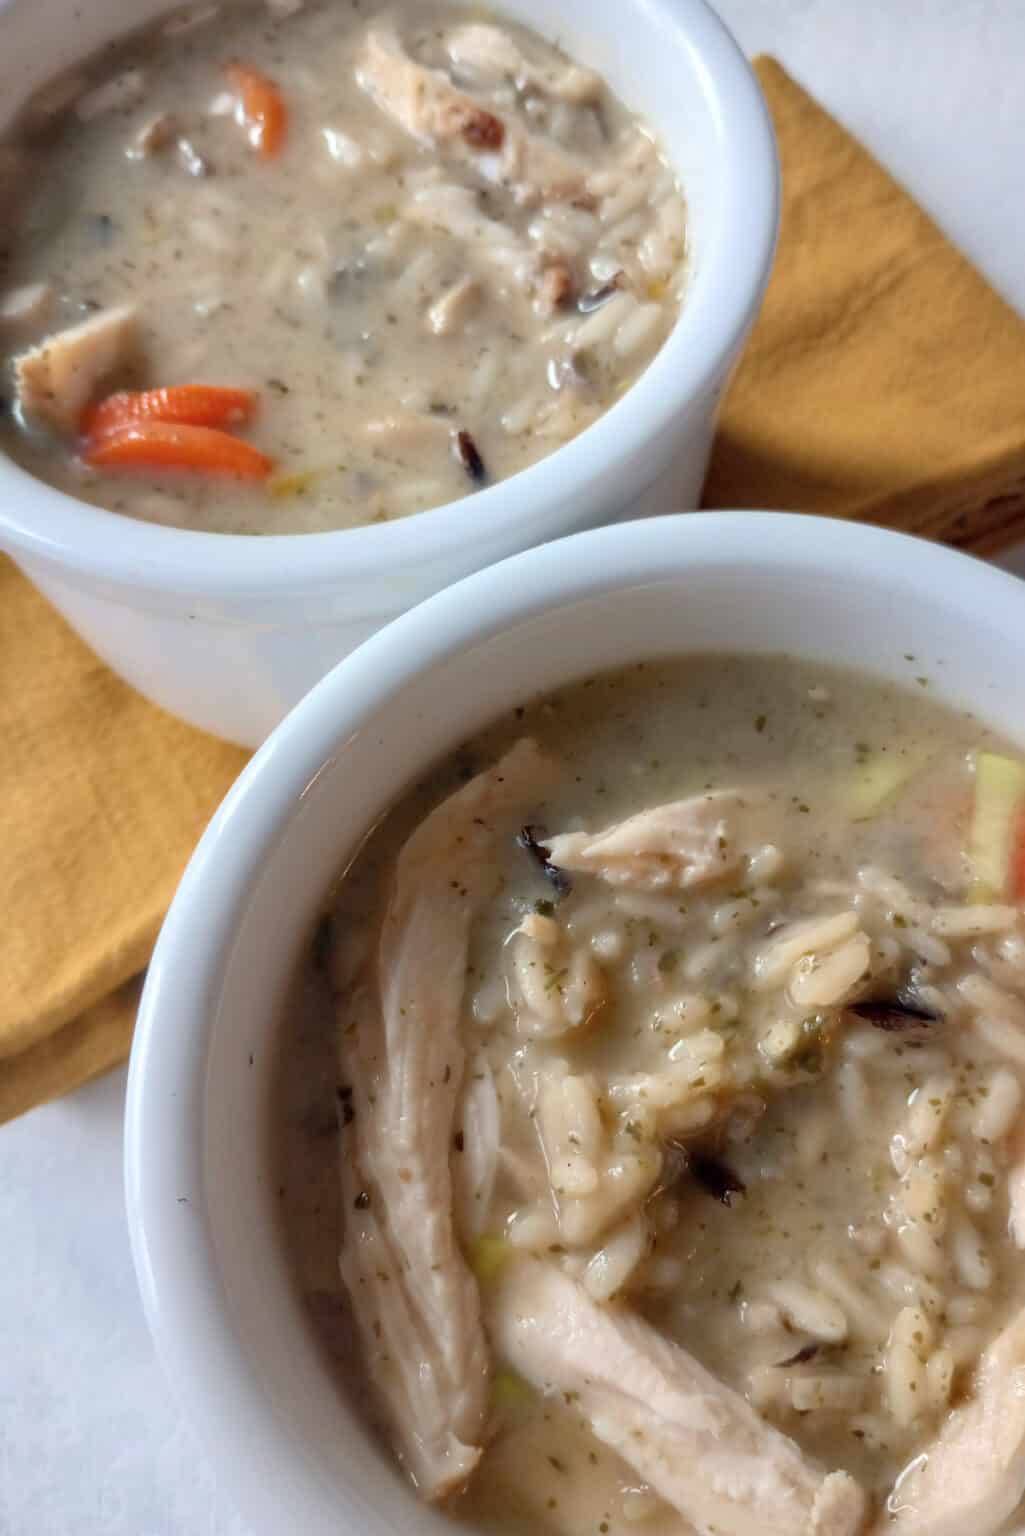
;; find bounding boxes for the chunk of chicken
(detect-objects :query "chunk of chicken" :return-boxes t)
[360,27,588,206]
[357,28,505,150]
[489,1256,868,1536]
[0,282,52,330]
[405,183,539,297]
[536,259,575,314]
[445,23,602,103]
[545,791,766,893]
[877,1306,1025,1535]
[496,127,590,207]
[14,304,138,433]
[337,739,556,1500]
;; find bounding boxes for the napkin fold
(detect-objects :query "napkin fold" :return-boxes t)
[3,59,1025,1123]
[0,572,246,1121]
[704,60,1025,549]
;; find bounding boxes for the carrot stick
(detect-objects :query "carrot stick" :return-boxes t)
[83,421,273,478]
[226,64,287,158]
[81,386,258,439]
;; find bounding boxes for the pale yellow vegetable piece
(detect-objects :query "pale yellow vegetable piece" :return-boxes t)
[969,753,1025,900]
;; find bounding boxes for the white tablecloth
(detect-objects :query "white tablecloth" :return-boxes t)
[3,3,1025,1531]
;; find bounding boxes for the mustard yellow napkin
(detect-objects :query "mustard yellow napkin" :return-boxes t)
[703,60,1025,550]
[0,570,246,1122]
[4,58,1025,1124]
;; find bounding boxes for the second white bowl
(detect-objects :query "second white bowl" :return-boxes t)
[125,511,1025,1536]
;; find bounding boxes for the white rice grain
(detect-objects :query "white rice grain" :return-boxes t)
[788,932,871,1008]
[766,1279,848,1343]
[884,1306,932,1428]
[932,904,1019,938]
[837,1060,869,1130]
[583,1212,649,1301]
[569,290,634,350]
[507,1204,560,1251]
[925,1347,954,1411]
[752,910,860,990]
[747,843,785,883]
[612,302,662,359]
[951,1218,992,1291]
[813,1257,888,1343]
[789,1374,865,1414]
[904,1077,955,1157]
[972,1066,1022,1143]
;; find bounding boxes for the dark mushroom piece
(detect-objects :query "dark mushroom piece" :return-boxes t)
[776,1342,822,1368]
[849,989,943,1032]
[452,428,487,483]
[577,272,624,313]
[655,1140,746,1207]
[517,824,571,897]
[688,1150,746,1207]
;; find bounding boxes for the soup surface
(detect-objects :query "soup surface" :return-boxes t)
[277,655,1025,1535]
[0,0,685,533]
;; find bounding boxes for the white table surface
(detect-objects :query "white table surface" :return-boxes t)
[3,3,1025,1532]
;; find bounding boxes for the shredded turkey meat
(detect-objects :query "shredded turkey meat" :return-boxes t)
[545,791,769,892]
[337,738,555,1499]
[489,1255,869,1536]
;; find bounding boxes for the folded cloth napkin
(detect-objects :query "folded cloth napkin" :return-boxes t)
[0,572,246,1122]
[3,58,1025,1124]
[703,60,1025,550]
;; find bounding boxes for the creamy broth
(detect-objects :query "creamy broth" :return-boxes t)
[276,656,1025,1534]
[0,0,685,533]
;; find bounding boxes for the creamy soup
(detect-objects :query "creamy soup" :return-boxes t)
[276,655,1025,1535]
[0,0,685,534]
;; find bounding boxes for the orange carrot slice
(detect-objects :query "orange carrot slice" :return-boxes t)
[83,421,273,478]
[81,386,258,439]
[226,64,287,158]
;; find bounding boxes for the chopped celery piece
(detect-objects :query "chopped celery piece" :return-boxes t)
[268,466,328,500]
[969,753,1025,898]
[850,751,925,817]
[471,1234,512,1285]
[489,1369,533,1410]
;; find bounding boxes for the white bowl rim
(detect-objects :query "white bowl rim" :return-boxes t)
[0,0,778,597]
[125,510,1025,1533]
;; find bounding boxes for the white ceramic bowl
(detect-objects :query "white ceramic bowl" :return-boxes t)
[125,510,1025,1536]
[0,0,777,747]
